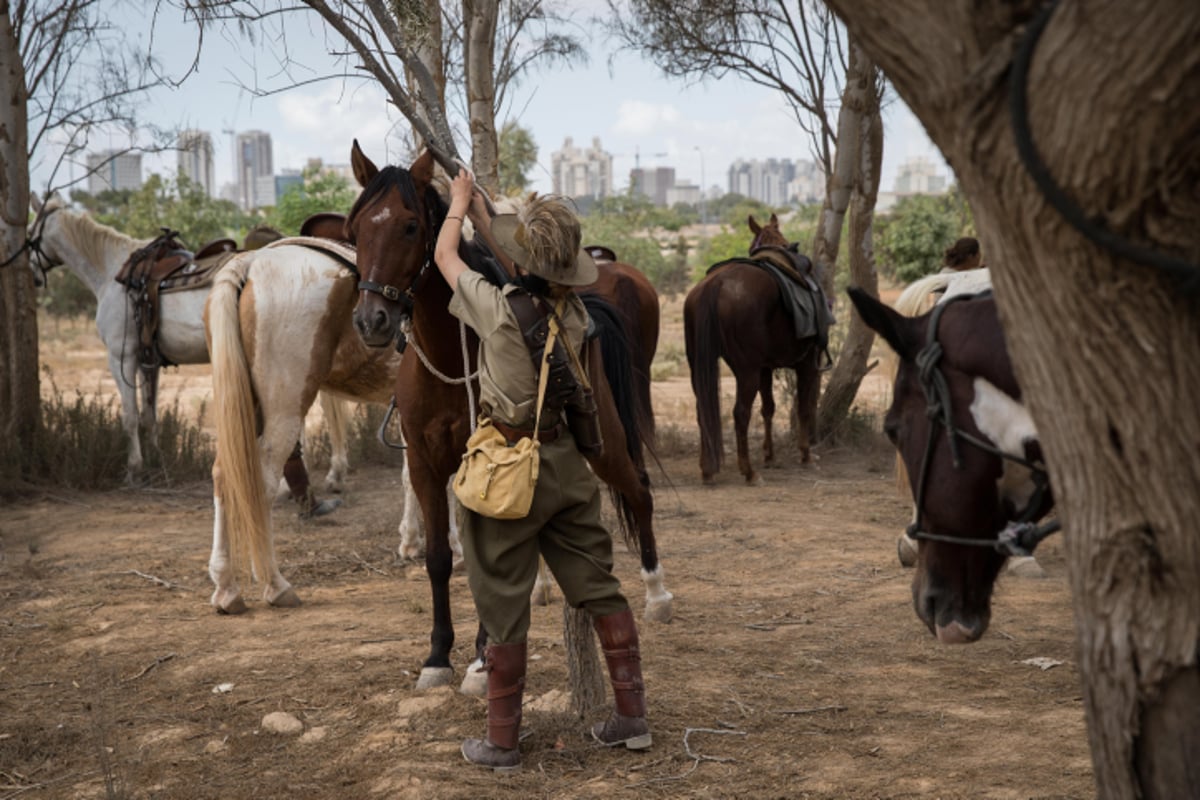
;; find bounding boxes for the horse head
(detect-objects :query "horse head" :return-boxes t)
[346,141,443,348]
[25,192,70,284]
[848,287,1052,644]
[748,213,787,251]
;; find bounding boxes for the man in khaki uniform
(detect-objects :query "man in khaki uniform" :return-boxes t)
[434,168,651,772]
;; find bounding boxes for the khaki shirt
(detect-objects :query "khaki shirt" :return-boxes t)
[449,271,588,429]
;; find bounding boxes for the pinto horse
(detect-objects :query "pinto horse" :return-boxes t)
[848,287,1056,643]
[684,213,827,484]
[27,193,351,494]
[346,144,673,690]
[204,238,405,611]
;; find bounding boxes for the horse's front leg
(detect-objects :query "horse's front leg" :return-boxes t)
[732,370,762,485]
[460,622,490,698]
[107,352,143,481]
[794,354,820,465]
[318,393,348,492]
[760,367,776,465]
[139,365,161,460]
[407,450,457,690]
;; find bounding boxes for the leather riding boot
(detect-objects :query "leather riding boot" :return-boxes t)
[462,641,526,771]
[592,608,652,750]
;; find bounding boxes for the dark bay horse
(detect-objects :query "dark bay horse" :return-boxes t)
[346,145,673,690]
[684,214,827,484]
[848,287,1056,644]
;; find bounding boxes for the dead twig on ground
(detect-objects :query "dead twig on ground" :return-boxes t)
[771,704,847,715]
[627,727,747,788]
[125,569,190,591]
[123,653,175,683]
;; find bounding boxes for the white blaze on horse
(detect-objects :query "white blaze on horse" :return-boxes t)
[26,193,350,497]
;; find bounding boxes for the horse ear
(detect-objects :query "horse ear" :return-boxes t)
[847,287,921,361]
[769,212,779,226]
[350,139,378,188]
[748,215,761,234]
[410,149,435,187]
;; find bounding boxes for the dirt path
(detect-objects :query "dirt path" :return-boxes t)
[0,309,1092,799]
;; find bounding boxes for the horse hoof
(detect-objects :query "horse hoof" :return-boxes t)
[1006,556,1046,579]
[746,473,764,486]
[268,587,302,607]
[213,593,248,615]
[301,497,343,519]
[897,534,918,568]
[416,667,455,690]
[644,597,673,624]
[459,660,487,697]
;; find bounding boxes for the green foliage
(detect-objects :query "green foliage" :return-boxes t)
[498,121,538,196]
[262,167,358,235]
[694,225,752,279]
[71,173,256,248]
[877,187,975,283]
[580,189,669,286]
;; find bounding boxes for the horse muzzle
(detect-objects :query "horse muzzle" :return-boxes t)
[354,303,402,348]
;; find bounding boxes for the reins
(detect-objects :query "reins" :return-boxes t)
[905,291,1059,557]
[4,205,61,283]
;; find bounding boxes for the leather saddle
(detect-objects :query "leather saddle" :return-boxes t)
[300,212,351,243]
[115,229,252,369]
[584,244,618,263]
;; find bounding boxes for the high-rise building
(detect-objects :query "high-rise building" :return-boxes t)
[85,150,143,194]
[727,158,823,206]
[177,129,216,196]
[235,130,275,209]
[550,137,613,200]
[630,166,676,207]
[893,156,947,195]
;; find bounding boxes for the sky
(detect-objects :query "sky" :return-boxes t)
[33,4,951,200]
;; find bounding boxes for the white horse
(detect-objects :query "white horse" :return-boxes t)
[27,193,349,500]
[887,268,1044,578]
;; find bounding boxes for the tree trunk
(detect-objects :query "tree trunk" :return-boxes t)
[824,2,1200,797]
[404,0,447,157]
[816,43,883,440]
[0,2,39,475]
[462,0,500,195]
[563,604,605,718]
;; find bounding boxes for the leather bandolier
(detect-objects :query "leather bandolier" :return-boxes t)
[506,290,603,456]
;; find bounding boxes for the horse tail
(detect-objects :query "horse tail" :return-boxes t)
[580,293,652,546]
[685,279,724,473]
[209,259,273,585]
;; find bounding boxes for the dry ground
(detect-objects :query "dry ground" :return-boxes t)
[0,300,1092,799]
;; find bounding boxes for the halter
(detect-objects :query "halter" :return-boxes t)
[904,291,1060,557]
[3,205,61,284]
[356,200,438,312]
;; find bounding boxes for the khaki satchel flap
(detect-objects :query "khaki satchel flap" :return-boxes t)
[454,418,541,520]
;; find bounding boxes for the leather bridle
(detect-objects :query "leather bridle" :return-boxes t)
[904,291,1061,557]
[3,205,61,285]
[355,201,437,313]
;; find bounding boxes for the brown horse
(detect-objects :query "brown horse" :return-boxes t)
[684,213,828,484]
[346,145,673,690]
[848,288,1056,644]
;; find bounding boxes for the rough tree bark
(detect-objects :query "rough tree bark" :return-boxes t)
[823,2,1200,797]
[462,0,500,194]
[404,0,447,155]
[814,41,882,440]
[0,1,39,471]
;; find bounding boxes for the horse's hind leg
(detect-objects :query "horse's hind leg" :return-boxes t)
[256,415,306,607]
[732,369,762,485]
[760,368,776,465]
[209,458,247,614]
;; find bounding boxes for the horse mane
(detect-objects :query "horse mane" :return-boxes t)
[50,200,143,270]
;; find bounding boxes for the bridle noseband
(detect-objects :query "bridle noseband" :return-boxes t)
[3,205,61,284]
[904,291,1060,557]
[355,201,438,314]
